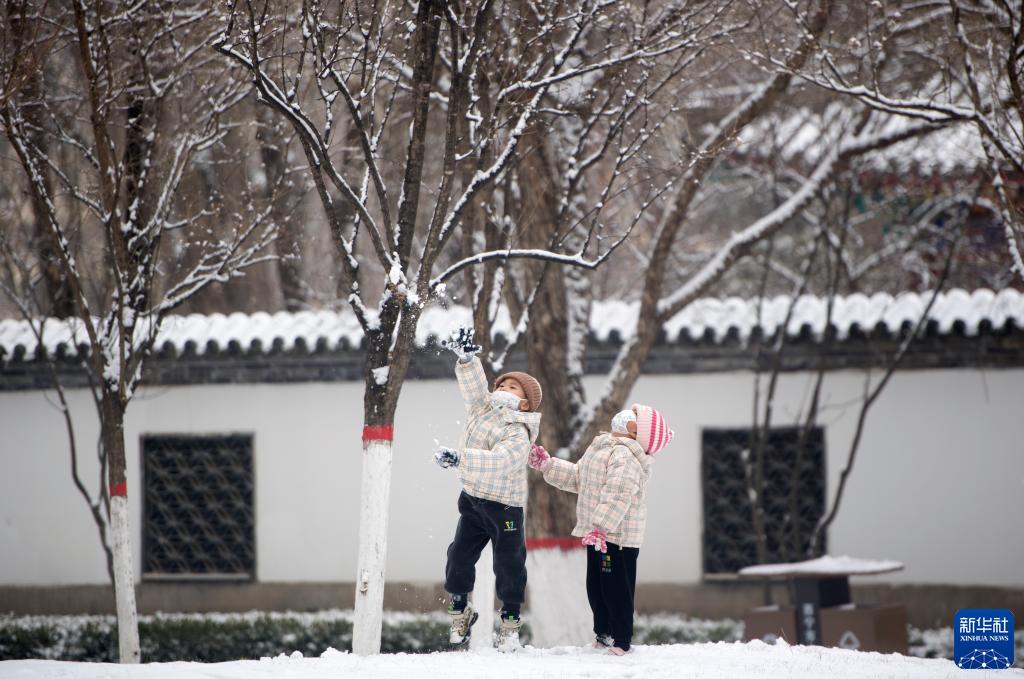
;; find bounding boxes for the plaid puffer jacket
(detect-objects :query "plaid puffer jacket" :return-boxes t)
[455,357,541,507]
[543,433,652,548]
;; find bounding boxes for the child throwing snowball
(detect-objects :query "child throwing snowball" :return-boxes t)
[529,404,673,655]
[434,327,542,651]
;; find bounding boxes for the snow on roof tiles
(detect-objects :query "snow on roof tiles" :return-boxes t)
[664,288,1024,343]
[0,288,1021,361]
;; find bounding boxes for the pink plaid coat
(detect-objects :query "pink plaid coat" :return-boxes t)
[543,433,652,548]
[455,357,541,507]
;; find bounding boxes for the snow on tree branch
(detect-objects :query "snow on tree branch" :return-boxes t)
[657,118,946,318]
[430,248,614,291]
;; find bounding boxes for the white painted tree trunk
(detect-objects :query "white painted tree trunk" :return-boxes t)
[469,544,495,651]
[352,438,393,655]
[526,547,591,647]
[110,495,140,663]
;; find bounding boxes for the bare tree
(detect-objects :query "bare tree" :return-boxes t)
[3,1,74,317]
[256,109,310,311]
[773,0,1024,281]
[0,251,116,585]
[0,0,276,662]
[570,0,939,452]
[215,0,720,654]
[453,0,958,541]
[808,195,972,555]
[449,0,742,536]
[737,164,980,568]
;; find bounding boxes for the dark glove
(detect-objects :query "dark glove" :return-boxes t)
[434,446,460,469]
[442,326,481,361]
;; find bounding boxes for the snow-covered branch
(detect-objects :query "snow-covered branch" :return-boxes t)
[214,40,392,271]
[657,118,944,318]
[430,248,615,291]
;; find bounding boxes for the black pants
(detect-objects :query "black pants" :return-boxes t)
[444,491,527,609]
[586,542,639,650]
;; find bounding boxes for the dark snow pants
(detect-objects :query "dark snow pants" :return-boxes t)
[444,491,527,610]
[586,542,640,650]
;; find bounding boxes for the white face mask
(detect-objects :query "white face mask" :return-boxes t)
[490,390,522,411]
[611,409,636,433]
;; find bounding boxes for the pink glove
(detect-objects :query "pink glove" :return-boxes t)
[581,526,608,553]
[528,443,552,471]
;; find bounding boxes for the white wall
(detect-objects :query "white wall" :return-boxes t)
[0,379,465,586]
[1,367,1021,589]
[631,369,1024,587]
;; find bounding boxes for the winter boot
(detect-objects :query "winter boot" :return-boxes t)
[495,614,522,652]
[448,604,479,645]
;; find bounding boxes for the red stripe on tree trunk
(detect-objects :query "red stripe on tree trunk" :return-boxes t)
[110,481,127,498]
[362,425,394,443]
[526,537,583,551]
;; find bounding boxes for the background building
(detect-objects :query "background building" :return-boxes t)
[2,289,1021,628]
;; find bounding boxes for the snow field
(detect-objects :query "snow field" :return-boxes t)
[2,639,1020,679]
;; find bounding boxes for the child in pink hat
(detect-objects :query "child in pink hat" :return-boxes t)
[529,403,674,655]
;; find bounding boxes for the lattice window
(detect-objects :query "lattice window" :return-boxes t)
[701,427,825,575]
[142,434,255,579]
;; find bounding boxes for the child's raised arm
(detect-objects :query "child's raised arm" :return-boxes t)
[455,356,490,412]
[444,326,488,412]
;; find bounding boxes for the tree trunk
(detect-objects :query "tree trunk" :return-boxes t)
[352,433,393,655]
[6,4,74,317]
[352,0,441,651]
[257,107,306,311]
[513,122,580,538]
[352,304,414,654]
[100,392,140,663]
[524,261,580,538]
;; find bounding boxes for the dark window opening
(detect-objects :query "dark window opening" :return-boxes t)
[142,434,255,580]
[701,427,825,575]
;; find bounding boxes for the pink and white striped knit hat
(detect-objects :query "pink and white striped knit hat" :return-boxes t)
[632,403,674,455]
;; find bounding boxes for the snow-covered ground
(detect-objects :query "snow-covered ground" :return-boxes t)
[2,640,1020,679]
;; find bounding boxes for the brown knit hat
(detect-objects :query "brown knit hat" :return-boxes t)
[494,371,543,412]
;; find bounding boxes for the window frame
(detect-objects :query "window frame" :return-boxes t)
[141,432,257,582]
[700,425,827,579]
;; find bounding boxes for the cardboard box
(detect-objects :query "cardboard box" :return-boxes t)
[820,604,908,654]
[743,605,798,644]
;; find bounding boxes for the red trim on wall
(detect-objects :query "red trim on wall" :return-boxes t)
[110,481,127,498]
[362,425,394,443]
[526,537,583,551]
